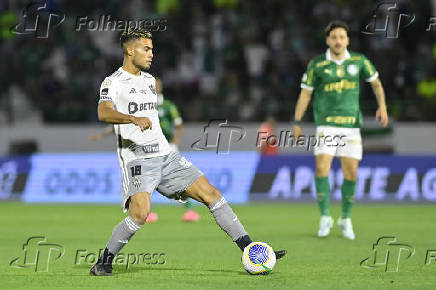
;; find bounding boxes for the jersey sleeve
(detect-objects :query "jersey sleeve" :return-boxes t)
[361,56,379,82]
[168,101,182,126]
[300,60,316,90]
[98,77,117,104]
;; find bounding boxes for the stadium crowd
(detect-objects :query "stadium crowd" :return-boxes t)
[0,0,435,123]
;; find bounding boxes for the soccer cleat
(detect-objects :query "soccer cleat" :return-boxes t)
[274,250,287,260]
[182,210,200,222]
[145,212,158,223]
[338,218,355,240]
[318,216,333,237]
[90,262,113,276]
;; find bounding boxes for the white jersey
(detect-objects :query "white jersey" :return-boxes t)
[98,67,170,166]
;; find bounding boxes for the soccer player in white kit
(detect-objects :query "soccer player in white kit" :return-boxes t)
[90,28,286,276]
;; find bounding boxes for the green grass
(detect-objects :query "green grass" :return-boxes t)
[1,202,436,289]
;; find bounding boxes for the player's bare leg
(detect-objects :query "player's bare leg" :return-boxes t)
[338,157,359,240]
[90,192,151,276]
[315,154,334,237]
[184,176,287,259]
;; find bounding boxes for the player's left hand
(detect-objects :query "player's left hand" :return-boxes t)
[376,107,388,127]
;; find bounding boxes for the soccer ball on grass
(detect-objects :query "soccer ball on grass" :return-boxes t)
[242,242,276,275]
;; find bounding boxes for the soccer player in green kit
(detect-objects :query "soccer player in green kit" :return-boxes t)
[292,21,388,240]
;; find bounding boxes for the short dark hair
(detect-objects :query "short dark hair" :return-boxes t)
[325,21,349,37]
[120,27,152,52]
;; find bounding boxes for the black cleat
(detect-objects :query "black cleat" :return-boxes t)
[274,250,287,260]
[90,262,113,276]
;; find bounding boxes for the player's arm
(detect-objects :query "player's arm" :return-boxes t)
[169,101,183,146]
[292,88,313,139]
[362,56,388,127]
[171,124,183,145]
[293,60,316,139]
[370,78,388,127]
[98,101,152,131]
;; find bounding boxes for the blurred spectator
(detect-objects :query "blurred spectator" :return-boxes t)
[257,116,278,156]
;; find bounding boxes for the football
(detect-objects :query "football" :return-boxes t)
[242,242,276,275]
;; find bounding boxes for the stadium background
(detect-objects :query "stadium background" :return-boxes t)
[1,1,436,288]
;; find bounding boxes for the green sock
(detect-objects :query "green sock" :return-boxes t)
[315,177,330,216]
[184,199,193,209]
[341,179,356,218]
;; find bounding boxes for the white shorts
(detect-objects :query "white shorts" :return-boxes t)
[313,126,362,160]
[121,150,203,212]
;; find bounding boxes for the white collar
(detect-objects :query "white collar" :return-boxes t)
[120,67,143,78]
[326,49,350,65]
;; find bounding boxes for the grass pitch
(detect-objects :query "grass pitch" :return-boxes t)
[1,202,436,289]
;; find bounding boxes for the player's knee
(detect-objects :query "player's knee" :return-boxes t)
[130,210,150,225]
[316,164,330,177]
[343,168,358,181]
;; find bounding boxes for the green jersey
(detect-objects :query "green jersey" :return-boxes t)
[157,94,182,141]
[301,49,378,128]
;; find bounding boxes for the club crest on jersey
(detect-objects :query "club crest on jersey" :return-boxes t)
[149,84,156,95]
[347,64,358,76]
[133,176,141,189]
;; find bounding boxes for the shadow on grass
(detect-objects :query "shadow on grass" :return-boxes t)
[74,265,265,276]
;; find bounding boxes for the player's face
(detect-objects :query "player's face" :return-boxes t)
[326,28,349,56]
[132,38,154,71]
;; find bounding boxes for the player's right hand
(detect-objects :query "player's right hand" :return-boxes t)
[131,116,152,131]
[292,125,303,140]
